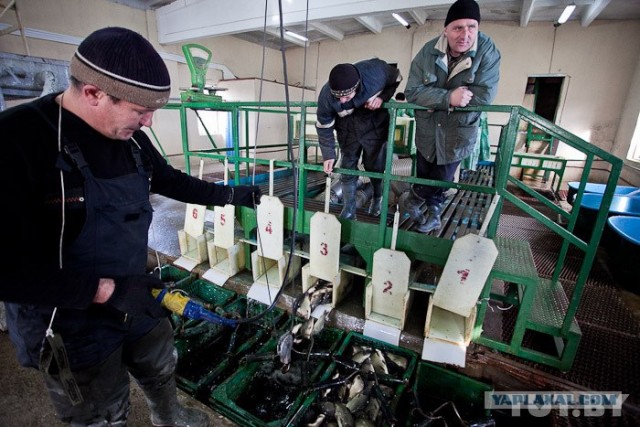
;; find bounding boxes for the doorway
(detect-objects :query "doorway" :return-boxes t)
[523,76,565,156]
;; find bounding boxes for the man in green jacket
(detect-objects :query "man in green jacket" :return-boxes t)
[403,0,500,233]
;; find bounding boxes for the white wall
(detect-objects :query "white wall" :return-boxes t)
[1,0,639,185]
[284,20,640,185]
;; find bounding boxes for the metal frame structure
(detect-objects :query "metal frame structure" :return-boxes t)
[155,98,623,371]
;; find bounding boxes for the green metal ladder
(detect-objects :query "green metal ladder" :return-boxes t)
[473,236,581,372]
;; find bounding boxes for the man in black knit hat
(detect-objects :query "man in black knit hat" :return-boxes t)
[316,59,402,220]
[0,27,262,427]
[403,0,501,233]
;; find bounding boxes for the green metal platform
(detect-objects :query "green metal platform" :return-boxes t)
[473,236,581,371]
[154,96,623,372]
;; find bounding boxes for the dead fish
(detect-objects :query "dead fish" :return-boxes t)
[300,317,315,339]
[354,418,375,427]
[320,401,336,417]
[347,374,365,400]
[312,311,327,336]
[351,349,372,365]
[309,287,333,312]
[345,390,368,414]
[305,413,325,427]
[363,397,380,421]
[335,402,355,427]
[296,293,312,319]
[371,349,389,375]
[385,351,408,372]
[277,331,294,365]
[359,359,375,373]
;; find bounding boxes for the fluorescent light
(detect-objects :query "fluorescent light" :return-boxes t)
[557,4,576,24]
[392,13,411,29]
[285,30,308,42]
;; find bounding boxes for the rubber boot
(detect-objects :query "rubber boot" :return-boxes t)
[147,376,211,427]
[340,181,358,220]
[368,196,383,217]
[415,204,442,233]
[368,181,383,217]
[400,188,426,224]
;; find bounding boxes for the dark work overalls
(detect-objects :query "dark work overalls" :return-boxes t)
[7,140,178,426]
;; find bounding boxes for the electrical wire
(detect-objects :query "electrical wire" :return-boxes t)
[231,0,308,326]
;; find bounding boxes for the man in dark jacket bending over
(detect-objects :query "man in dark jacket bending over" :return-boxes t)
[316,59,402,219]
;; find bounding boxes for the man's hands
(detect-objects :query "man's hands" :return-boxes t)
[364,96,383,110]
[106,274,167,318]
[230,185,262,207]
[323,159,336,174]
[449,86,474,107]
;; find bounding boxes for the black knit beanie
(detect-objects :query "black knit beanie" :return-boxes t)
[70,27,171,108]
[329,63,360,97]
[444,0,481,27]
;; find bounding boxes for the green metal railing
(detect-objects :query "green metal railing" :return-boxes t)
[156,99,622,366]
[159,99,621,261]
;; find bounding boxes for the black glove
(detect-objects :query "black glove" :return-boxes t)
[107,274,168,318]
[228,185,262,207]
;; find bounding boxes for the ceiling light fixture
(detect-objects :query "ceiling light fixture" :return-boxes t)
[557,4,576,25]
[285,29,308,42]
[392,13,411,29]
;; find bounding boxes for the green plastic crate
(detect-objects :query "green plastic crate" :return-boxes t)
[209,326,345,427]
[404,361,493,426]
[156,264,196,288]
[174,297,287,397]
[177,278,237,308]
[291,331,418,427]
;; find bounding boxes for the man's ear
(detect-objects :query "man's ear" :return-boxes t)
[81,84,106,106]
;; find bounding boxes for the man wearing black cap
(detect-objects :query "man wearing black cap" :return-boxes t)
[0,27,262,427]
[403,0,501,233]
[316,58,402,219]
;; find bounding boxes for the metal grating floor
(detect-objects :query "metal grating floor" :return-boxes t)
[494,198,640,425]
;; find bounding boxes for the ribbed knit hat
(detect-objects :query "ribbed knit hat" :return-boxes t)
[70,27,171,108]
[329,63,360,97]
[444,0,481,27]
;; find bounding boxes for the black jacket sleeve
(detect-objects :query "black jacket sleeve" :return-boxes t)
[135,131,231,206]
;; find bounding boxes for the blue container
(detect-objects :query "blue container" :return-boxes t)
[574,194,640,243]
[605,216,640,293]
[567,182,638,205]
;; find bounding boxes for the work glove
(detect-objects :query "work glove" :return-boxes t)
[107,274,168,318]
[227,185,262,207]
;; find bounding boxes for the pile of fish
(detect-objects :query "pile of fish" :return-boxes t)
[301,343,410,427]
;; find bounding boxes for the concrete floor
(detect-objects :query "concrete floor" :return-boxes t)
[0,330,234,427]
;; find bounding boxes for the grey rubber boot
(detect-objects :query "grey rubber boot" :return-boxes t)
[147,376,211,427]
[340,181,358,220]
[400,188,426,224]
[415,203,442,233]
[368,196,383,217]
[368,180,383,217]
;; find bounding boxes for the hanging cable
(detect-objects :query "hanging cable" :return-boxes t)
[232,0,310,326]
